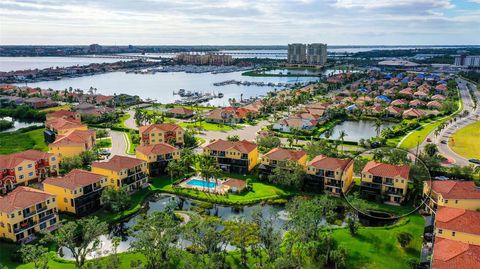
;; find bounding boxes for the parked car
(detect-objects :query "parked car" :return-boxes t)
[426,138,432,142]
[440,140,447,144]
[469,159,480,164]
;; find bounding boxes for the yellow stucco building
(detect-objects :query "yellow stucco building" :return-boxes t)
[435,207,480,246]
[306,155,354,195]
[139,123,184,146]
[43,169,106,216]
[203,139,259,174]
[136,143,181,176]
[91,156,148,192]
[423,180,480,213]
[259,148,306,178]
[360,160,410,205]
[0,186,59,243]
[48,129,96,160]
[0,150,59,194]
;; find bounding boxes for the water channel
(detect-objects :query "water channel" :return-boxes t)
[0,117,42,132]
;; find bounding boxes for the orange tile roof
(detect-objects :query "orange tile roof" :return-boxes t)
[139,123,183,134]
[362,160,410,179]
[46,117,85,131]
[426,180,480,199]
[436,207,480,235]
[92,155,145,172]
[432,238,480,269]
[205,139,257,154]
[43,169,104,190]
[427,101,442,108]
[308,155,352,171]
[0,150,53,169]
[167,107,193,115]
[46,110,77,119]
[50,129,95,147]
[403,108,425,117]
[264,148,306,161]
[0,186,55,213]
[136,143,178,156]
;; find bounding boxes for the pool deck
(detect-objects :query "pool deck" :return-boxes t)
[179,176,229,194]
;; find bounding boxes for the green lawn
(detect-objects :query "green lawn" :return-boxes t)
[125,131,137,155]
[0,128,48,154]
[113,113,131,129]
[450,121,480,159]
[150,176,296,205]
[398,119,444,149]
[96,138,112,148]
[179,120,239,132]
[333,214,424,269]
[39,104,72,113]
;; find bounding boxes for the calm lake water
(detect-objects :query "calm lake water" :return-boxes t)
[0,117,42,132]
[23,70,322,106]
[322,120,397,142]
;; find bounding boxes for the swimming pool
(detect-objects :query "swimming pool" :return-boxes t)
[186,179,218,188]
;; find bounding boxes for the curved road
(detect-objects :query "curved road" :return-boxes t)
[414,78,479,166]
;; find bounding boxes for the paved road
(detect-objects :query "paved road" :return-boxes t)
[435,79,479,166]
[124,109,138,130]
[413,78,479,166]
[108,130,130,157]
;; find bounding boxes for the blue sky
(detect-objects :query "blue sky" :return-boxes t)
[0,0,479,45]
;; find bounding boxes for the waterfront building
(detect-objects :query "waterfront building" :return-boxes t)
[423,180,480,213]
[48,129,96,160]
[139,123,184,146]
[176,53,233,66]
[259,148,306,177]
[0,150,58,194]
[305,155,353,194]
[43,169,106,216]
[0,186,59,243]
[360,161,410,205]
[135,143,180,176]
[454,55,480,68]
[306,43,327,65]
[287,43,307,64]
[165,107,194,118]
[203,139,258,174]
[91,156,148,192]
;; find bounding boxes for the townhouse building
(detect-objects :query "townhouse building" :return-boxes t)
[91,156,148,192]
[43,169,106,216]
[423,180,480,213]
[0,187,59,243]
[259,148,306,178]
[305,155,353,194]
[0,150,58,194]
[48,129,96,160]
[203,139,258,174]
[139,123,184,146]
[360,161,410,205]
[135,143,181,176]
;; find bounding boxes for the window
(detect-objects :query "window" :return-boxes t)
[64,198,68,203]
[47,200,50,204]
[52,165,56,169]
[438,229,443,234]
[52,198,55,202]
[151,133,155,136]
[19,175,24,180]
[27,164,33,168]
[18,211,21,216]
[445,200,449,204]
[28,172,33,177]
[52,157,56,161]
[152,139,155,142]
[455,200,458,204]
[452,232,456,236]
[18,166,23,171]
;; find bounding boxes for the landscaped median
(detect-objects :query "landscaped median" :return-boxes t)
[449,120,480,159]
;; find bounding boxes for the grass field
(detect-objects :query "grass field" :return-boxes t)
[96,138,112,148]
[0,128,48,154]
[113,113,131,129]
[179,120,239,131]
[398,119,444,149]
[450,121,480,159]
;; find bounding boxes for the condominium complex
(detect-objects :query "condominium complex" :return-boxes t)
[135,143,181,176]
[139,123,185,146]
[91,156,148,192]
[0,186,59,243]
[454,55,480,68]
[203,139,259,174]
[306,155,353,195]
[176,53,233,66]
[287,43,327,65]
[423,180,480,213]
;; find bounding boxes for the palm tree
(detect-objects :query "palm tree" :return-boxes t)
[197,155,221,191]
[166,160,183,185]
[339,130,347,153]
[373,119,382,137]
[180,148,196,174]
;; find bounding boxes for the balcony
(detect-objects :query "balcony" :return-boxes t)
[39,213,56,224]
[37,206,47,213]
[361,182,381,190]
[325,171,335,178]
[325,180,342,188]
[14,220,36,234]
[74,189,102,208]
[372,176,383,184]
[23,210,36,218]
[383,180,394,186]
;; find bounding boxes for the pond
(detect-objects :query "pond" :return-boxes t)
[320,120,397,142]
[0,117,43,132]
[59,193,396,260]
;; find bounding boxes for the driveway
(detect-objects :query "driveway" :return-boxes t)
[108,130,130,157]
[124,109,138,130]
